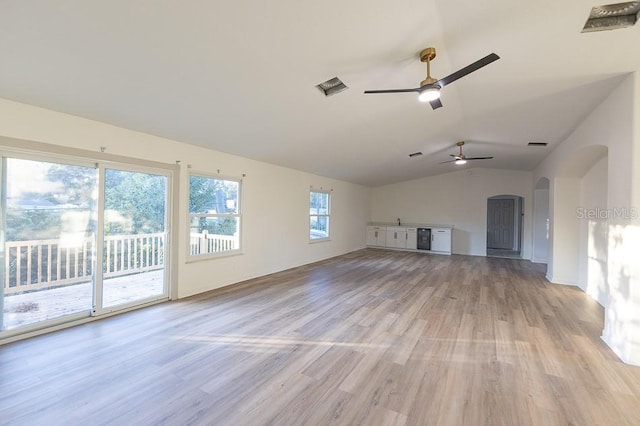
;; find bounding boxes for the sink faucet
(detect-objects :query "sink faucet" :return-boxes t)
[397,218,401,226]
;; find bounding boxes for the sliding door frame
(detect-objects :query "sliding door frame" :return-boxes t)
[92,162,173,316]
[0,137,179,342]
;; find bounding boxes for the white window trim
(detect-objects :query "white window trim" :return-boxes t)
[187,172,243,260]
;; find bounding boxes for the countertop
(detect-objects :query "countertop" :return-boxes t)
[368,222,454,229]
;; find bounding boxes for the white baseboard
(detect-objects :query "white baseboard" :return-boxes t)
[545,274,578,287]
[601,332,640,367]
[531,256,548,264]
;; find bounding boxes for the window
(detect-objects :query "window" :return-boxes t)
[309,190,330,241]
[189,174,241,257]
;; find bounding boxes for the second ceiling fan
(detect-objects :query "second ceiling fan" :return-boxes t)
[441,141,494,165]
[364,47,499,110]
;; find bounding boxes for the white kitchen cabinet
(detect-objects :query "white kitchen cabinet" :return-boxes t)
[385,227,407,248]
[406,228,417,250]
[366,226,386,246]
[366,224,452,255]
[431,228,452,253]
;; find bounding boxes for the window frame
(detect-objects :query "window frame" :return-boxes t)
[187,172,243,260]
[309,189,331,242]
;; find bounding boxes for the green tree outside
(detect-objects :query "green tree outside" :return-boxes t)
[189,176,238,236]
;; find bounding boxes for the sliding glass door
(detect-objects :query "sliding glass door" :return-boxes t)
[100,168,168,310]
[1,158,97,330]
[0,154,171,334]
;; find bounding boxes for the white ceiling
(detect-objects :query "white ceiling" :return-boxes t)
[0,0,638,186]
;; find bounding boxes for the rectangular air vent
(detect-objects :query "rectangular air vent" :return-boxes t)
[582,1,640,32]
[528,142,548,147]
[316,77,348,96]
[408,151,423,158]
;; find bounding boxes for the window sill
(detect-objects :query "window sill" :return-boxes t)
[309,238,331,244]
[186,249,243,263]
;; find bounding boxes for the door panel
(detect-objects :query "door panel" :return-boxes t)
[2,158,96,330]
[487,199,515,249]
[406,228,417,250]
[431,229,451,252]
[100,168,168,309]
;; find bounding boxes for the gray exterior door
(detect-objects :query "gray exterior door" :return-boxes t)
[487,198,515,249]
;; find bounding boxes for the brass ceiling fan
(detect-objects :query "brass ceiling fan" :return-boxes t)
[364,47,499,110]
[440,141,494,165]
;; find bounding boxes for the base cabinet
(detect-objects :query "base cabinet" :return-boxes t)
[406,228,417,250]
[366,225,451,254]
[366,226,386,247]
[385,227,407,249]
[430,228,452,253]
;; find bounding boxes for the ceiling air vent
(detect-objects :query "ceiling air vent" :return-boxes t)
[316,77,348,96]
[408,151,423,158]
[528,142,548,147]
[582,1,640,32]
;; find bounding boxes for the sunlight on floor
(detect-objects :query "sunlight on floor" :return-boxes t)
[178,333,389,353]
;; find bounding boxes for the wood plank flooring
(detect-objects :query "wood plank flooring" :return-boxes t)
[2,249,640,425]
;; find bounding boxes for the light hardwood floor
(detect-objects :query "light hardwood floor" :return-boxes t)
[2,249,640,425]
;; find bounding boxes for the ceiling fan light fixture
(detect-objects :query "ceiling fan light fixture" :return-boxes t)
[418,87,441,103]
[363,48,499,111]
[455,158,467,165]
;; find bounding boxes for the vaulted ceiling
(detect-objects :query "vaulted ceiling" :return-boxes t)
[0,1,638,186]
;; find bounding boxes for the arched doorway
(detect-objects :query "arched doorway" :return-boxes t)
[486,195,524,258]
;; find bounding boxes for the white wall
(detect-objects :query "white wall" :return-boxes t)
[578,157,608,305]
[604,72,640,365]
[0,98,371,298]
[532,182,549,263]
[550,177,581,284]
[370,168,533,257]
[534,72,640,365]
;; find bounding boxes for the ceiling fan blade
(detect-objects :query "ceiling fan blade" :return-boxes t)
[429,98,443,109]
[466,156,494,160]
[364,88,421,94]
[439,159,457,164]
[436,53,500,88]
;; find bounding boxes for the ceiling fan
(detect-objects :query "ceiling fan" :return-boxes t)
[440,141,494,165]
[364,47,499,110]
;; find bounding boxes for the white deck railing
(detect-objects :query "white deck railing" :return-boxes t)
[4,232,237,294]
[4,233,165,295]
[189,232,237,256]
[104,233,165,278]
